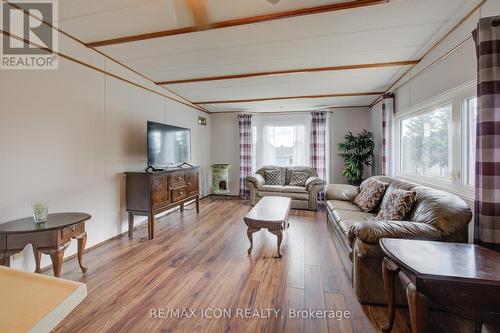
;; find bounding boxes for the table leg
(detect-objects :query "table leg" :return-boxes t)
[196,195,200,214]
[33,246,41,273]
[128,212,134,238]
[400,271,428,333]
[247,227,260,255]
[148,211,155,240]
[381,257,400,333]
[269,229,283,258]
[180,203,184,212]
[49,247,66,278]
[0,250,10,267]
[74,232,88,273]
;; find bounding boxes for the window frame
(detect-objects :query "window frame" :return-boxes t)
[393,82,476,199]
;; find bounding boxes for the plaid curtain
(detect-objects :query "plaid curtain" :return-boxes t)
[310,111,327,181]
[238,114,253,197]
[473,16,500,251]
[382,93,395,176]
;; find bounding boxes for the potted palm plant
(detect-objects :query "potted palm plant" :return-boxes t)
[337,130,375,185]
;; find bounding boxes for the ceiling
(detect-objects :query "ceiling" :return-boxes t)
[56,0,481,113]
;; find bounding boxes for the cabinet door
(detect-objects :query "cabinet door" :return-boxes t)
[186,171,199,195]
[151,175,170,208]
[172,186,188,202]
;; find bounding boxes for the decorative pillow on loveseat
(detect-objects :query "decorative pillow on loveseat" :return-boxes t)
[376,189,417,220]
[353,178,389,212]
[264,170,282,185]
[289,171,310,186]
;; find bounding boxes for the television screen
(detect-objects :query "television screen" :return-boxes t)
[147,121,191,168]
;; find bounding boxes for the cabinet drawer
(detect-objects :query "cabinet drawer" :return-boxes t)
[172,186,188,202]
[171,173,186,187]
[61,222,84,241]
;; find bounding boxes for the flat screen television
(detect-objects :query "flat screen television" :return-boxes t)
[147,121,191,168]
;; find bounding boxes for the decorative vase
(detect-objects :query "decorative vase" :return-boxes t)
[32,202,48,223]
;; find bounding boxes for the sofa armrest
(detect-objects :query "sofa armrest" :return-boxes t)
[246,174,265,187]
[325,184,359,201]
[347,220,443,247]
[305,176,324,191]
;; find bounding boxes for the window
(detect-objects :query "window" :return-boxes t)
[400,106,452,179]
[252,114,310,170]
[394,84,477,198]
[462,97,477,186]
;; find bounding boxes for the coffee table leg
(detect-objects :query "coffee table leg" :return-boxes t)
[269,229,283,258]
[33,247,41,273]
[400,271,428,333]
[75,232,88,273]
[247,227,260,255]
[381,257,399,333]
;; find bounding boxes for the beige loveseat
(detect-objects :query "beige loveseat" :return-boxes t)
[326,176,472,305]
[246,166,324,210]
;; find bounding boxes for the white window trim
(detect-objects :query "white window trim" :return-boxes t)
[393,81,476,200]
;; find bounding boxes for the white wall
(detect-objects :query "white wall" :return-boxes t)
[0,27,211,271]
[210,113,240,196]
[329,107,372,184]
[209,108,372,195]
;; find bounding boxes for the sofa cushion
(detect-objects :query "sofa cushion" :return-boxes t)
[325,184,360,201]
[332,209,376,223]
[353,178,389,212]
[285,166,318,184]
[260,185,284,192]
[289,171,310,186]
[264,170,281,185]
[376,188,417,221]
[327,200,362,213]
[283,185,308,193]
[257,191,308,201]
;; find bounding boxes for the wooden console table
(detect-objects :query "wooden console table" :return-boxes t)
[380,238,500,333]
[0,213,91,278]
[125,167,200,240]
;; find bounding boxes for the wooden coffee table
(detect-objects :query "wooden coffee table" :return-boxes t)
[244,196,291,258]
[380,238,500,333]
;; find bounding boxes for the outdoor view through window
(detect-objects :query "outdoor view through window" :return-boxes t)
[401,106,452,179]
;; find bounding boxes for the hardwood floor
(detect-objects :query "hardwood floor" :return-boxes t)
[50,198,474,333]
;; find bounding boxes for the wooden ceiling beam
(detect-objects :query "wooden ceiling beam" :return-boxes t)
[85,0,389,48]
[156,60,418,85]
[194,92,383,104]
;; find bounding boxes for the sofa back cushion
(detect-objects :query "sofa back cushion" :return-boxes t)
[362,176,472,236]
[256,166,286,185]
[285,166,318,185]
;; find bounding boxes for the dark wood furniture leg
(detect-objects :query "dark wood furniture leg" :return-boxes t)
[196,195,200,214]
[128,212,134,238]
[74,232,88,273]
[48,245,67,278]
[400,271,428,333]
[148,212,154,240]
[247,227,260,255]
[269,228,283,258]
[382,257,400,333]
[180,203,184,212]
[33,246,41,273]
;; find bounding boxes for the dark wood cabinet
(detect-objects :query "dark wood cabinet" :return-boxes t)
[125,167,200,240]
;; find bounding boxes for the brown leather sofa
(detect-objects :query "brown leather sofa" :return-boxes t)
[246,166,324,210]
[326,176,472,305]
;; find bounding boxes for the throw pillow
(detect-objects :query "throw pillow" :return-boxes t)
[289,171,310,186]
[376,189,417,221]
[353,178,389,212]
[264,170,281,185]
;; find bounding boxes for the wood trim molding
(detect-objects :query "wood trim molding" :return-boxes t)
[194,92,383,104]
[210,105,370,115]
[157,60,418,85]
[85,0,389,48]
[1,0,209,114]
